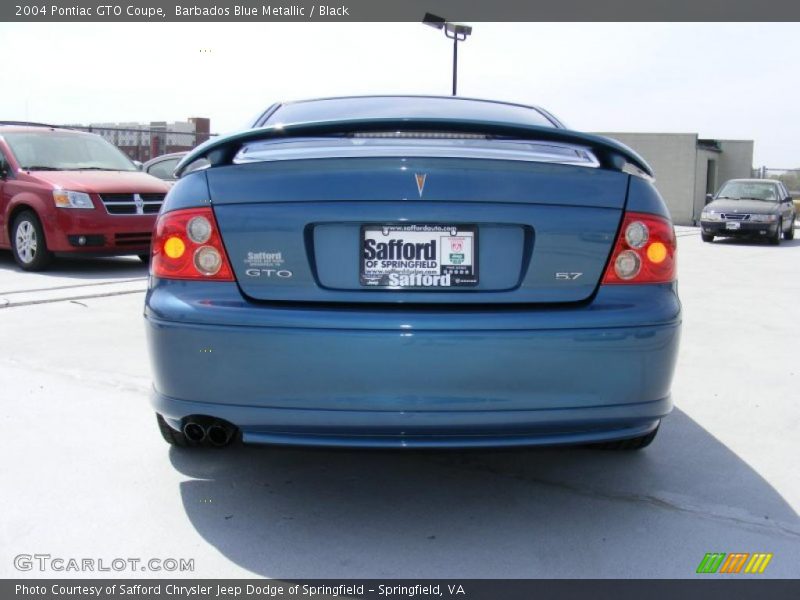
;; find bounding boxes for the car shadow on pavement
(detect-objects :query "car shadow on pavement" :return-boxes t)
[168,409,800,578]
[0,250,147,282]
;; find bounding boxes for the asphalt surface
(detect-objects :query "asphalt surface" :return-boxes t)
[1,229,798,579]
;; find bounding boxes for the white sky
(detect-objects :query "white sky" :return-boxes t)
[0,22,797,166]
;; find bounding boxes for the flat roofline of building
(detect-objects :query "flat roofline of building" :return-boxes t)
[598,131,753,143]
[595,131,698,136]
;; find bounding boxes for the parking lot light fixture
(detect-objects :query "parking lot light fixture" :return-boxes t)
[423,13,473,96]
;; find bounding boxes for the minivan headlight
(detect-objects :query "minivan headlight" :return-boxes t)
[53,190,94,209]
[750,214,777,223]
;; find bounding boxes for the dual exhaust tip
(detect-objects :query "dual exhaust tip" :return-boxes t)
[182,418,236,447]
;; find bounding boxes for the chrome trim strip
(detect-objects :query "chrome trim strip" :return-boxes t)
[99,194,164,216]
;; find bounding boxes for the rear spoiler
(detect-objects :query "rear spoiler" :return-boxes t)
[174,118,653,179]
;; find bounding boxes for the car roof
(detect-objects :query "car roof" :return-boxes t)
[0,123,92,136]
[282,95,554,113]
[260,95,564,129]
[725,178,781,186]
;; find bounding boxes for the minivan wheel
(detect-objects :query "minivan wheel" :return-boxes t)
[156,413,192,447]
[11,211,53,271]
[589,423,659,450]
[770,220,782,245]
[784,217,795,240]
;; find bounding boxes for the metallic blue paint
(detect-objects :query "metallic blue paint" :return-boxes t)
[146,280,680,447]
[205,158,628,206]
[206,159,628,305]
[148,96,680,448]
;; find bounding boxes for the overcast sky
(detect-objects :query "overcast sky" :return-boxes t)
[0,22,797,166]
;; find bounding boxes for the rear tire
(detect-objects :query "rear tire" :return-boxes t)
[11,210,53,271]
[784,217,795,240]
[701,233,714,243]
[156,413,192,447]
[589,423,659,450]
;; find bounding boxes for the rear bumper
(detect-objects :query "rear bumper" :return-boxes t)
[154,392,666,448]
[145,281,681,448]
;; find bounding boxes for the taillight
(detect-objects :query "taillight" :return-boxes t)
[602,212,676,285]
[151,207,234,281]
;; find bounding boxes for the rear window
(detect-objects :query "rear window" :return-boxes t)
[263,97,558,129]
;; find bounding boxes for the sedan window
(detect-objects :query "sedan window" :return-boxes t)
[147,158,180,180]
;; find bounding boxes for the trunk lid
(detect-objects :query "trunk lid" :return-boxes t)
[208,156,628,304]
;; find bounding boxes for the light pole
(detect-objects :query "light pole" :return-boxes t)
[423,13,473,96]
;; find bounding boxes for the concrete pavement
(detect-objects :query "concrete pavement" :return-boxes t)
[1,231,798,578]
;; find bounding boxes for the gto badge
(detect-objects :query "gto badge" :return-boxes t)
[414,173,427,198]
[133,193,144,215]
[245,269,293,278]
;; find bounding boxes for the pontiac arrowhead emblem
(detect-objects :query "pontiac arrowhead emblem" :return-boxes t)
[414,173,427,198]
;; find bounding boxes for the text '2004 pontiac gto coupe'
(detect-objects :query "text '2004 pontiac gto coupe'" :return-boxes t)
[144,96,681,451]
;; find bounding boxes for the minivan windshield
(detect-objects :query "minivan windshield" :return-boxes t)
[3,131,137,172]
[716,181,780,202]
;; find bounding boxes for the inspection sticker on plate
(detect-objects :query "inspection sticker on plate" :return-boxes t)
[360,224,478,288]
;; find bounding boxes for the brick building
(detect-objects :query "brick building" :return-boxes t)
[74,117,211,162]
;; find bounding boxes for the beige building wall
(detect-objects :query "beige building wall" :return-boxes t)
[717,140,755,187]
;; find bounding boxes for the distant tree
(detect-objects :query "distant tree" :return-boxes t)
[775,170,800,192]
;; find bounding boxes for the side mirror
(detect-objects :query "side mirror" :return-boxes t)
[705,193,714,205]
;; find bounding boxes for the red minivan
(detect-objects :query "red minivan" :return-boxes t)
[0,123,171,270]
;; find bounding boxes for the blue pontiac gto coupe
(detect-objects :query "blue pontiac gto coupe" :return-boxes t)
[144,96,681,450]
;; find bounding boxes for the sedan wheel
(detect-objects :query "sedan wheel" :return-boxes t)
[12,211,53,271]
[770,219,782,245]
[784,217,795,240]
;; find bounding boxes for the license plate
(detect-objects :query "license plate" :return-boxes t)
[360,224,478,288]
[726,221,741,230]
